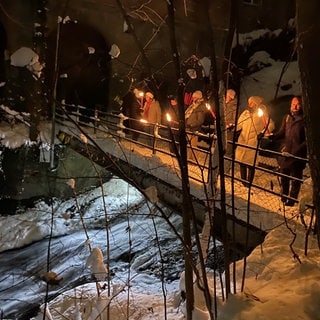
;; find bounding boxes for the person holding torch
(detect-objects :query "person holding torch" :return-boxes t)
[120,88,144,141]
[165,95,180,153]
[185,90,208,161]
[235,95,275,186]
[142,91,162,146]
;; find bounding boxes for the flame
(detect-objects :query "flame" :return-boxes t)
[258,108,264,117]
[138,91,144,98]
[166,113,171,122]
[205,103,211,110]
[140,119,147,123]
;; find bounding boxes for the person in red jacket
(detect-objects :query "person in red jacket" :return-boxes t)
[271,96,307,206]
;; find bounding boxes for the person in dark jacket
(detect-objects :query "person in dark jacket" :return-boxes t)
[165,95,180,154]
[120,88,144,140]
[271,96,307,206]
[225,89,238,169]
[185,90,208,161]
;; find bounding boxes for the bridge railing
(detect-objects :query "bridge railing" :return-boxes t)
[55,103,310,210]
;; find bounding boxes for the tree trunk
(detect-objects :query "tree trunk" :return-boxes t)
[296,0,320,244]
[166,3,194,319]
[28,0,48,141]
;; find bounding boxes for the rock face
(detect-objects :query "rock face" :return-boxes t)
[0,1,234,112]
[0,1,296,116]
[45,21,111,114]
[0,144,112,214]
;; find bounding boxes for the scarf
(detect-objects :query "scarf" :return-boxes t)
[144,100,153,120]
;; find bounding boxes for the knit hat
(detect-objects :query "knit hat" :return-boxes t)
[133,88,141,98]
[248,95,263,106]
[226,89,236,100]
[145,92,154,99]
[192,90,203,99]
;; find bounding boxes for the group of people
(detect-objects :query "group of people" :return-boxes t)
[229,94,307,206]
[121,88,307,206]
[120,88,209,154]
[120,88,161,142]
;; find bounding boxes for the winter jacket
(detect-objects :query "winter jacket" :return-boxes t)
[143,100,162,124]
[225,98,238,127]
[121,91,142,120]
[121,91,143,132]
[272,112,307,170]
[235,105,275,165]
[185,100,208,132]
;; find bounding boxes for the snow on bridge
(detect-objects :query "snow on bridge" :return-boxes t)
[54,110,313,241]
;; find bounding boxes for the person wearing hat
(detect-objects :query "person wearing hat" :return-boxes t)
[142,92,161,124]
[235,95,275,186]
[185,90,207,161]
[225,89,237,128]
[142,91,162,145]
[224,89,238,170]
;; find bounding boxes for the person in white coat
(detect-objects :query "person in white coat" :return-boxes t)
[235,95,275,186]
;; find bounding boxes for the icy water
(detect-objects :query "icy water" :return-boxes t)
[0,206,185,319]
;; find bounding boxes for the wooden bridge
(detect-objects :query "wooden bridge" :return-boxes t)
[54,104,311,252]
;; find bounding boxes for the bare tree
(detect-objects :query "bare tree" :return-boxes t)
[296,0,320,245]
[166,3,195,319]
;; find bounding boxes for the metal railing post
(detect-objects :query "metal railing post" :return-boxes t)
[94,108,98,134]
[152,123,159,154]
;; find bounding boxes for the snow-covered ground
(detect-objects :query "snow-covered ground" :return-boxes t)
[0,178,186,319]
[1,176,319,320]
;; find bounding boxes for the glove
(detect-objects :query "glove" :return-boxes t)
[265,132,274,139]
[257,132,264,140]
[282,151,291,157]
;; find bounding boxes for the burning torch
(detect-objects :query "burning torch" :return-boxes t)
[206,103,216,119]
[258,107,269,135]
